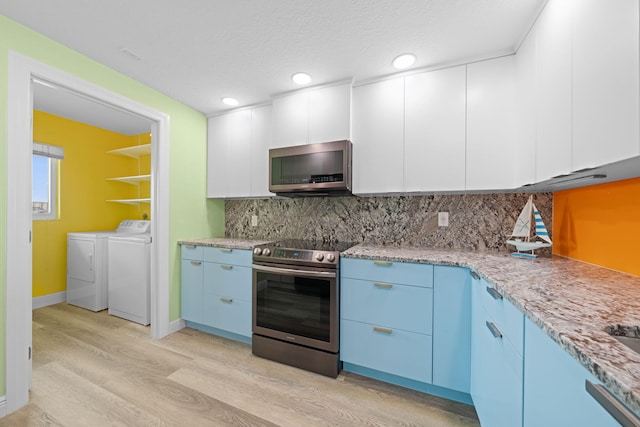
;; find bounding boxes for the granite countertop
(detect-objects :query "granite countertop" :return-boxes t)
[342,244,640,415]
[178,237,271,250]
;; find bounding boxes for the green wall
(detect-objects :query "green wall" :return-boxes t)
[0,15,225,395]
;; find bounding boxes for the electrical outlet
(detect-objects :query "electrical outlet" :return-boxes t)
[438,212,449,227]
[251,215,258,227]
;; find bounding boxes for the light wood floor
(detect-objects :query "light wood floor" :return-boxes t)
[1,303,480,426]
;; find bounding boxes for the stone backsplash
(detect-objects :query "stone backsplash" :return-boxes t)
[225,193,553,251]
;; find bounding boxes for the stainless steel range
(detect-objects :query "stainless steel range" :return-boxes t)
[252,239,354,377]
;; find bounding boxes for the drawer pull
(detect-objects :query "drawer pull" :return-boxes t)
[470,270,480,280]
[190,261,202,266]
[585,380,640,427]
[373,261,392,267]
[373,282,393,289]
[486,286,503,300]
[373,326,393,334]
[184,244,196,249]
[220,265,233,270]
[220,297,233,303]
[220,248,233,253]
[486,321,503,339]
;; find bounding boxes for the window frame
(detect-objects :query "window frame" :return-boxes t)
[32,151,59,221]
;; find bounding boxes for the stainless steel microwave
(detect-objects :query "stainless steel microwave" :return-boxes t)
[269,140,352,196]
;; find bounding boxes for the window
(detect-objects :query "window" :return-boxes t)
[32,142,63,220]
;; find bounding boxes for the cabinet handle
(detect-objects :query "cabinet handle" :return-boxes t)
[184,244,196,249]
[373,326,393,334]
[470,270,480,280]
[373,282,393,289]
[220,265,233,270]
[220,248,233,253]
[220,297,233,303]
[486,321,503,339]
[373,261,392,267]
[486,286,503,300]
[585,380,640,427]
[190,261,202,266]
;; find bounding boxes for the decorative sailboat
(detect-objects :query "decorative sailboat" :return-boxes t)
[506,195,552,258]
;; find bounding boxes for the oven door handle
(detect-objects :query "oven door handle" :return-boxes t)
[252,264,337,279]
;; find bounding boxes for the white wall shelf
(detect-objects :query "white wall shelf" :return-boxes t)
[106,144,151,159]
[106,198,151,206]
[106,174,151,185]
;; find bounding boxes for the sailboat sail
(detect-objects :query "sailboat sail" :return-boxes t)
[533,203,552,243]
[511,196,533,237]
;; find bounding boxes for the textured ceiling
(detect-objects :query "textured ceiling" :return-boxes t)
[2,0,545,130]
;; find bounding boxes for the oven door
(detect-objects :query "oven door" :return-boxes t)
[252,262,338,353]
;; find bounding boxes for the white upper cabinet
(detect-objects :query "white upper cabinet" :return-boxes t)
[571,0,640,171]
[207,105,272,198]
[404,66,466,192]
[309,83,351,143]
[352,77,405,194]
[272,91,308,147]
[250,105,272,198]
[535,0,573,182]
[207,114,229,198]
[466,56,517,190]
[515,25,537,187]
[271,82,351,148]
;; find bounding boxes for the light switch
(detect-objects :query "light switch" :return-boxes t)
[438,212,449,227]
[251,215,258,227]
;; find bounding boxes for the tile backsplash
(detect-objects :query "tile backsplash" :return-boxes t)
[226,193,553,251]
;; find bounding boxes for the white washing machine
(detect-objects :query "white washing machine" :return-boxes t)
[66,220,151,311]
[108,233,152,325]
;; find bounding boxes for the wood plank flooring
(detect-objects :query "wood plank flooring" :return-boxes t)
[1,303,480,426]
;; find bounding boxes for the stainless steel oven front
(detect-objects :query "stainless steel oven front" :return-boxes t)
[251,240,346,378]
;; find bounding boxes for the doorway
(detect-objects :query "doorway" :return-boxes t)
[6,51,172,414]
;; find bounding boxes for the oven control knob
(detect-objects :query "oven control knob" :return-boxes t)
[326,253,335,262]
[262,248,271,256]
[315,253,324,261]
[253,248,262,256]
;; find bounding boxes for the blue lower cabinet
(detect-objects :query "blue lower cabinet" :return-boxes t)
[181,258,203,324]
[341,319,432,383]
[432,266,471,394]
[202,292,251,338]
[471,277,524,427]
[523,318,621,427]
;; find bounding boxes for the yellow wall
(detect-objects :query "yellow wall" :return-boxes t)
[553,177,640,276]
[32,110,151,298]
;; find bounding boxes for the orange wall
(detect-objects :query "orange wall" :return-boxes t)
[553,177,640,276]
[32,110,150,298]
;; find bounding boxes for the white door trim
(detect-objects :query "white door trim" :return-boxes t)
[6,51,171,414]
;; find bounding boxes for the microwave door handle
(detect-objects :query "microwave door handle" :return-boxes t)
[252,264,336,279]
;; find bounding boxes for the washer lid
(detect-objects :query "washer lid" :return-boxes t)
[109,234,151,243]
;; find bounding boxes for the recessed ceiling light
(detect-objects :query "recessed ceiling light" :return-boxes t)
[221,97,239,106]
[291,72,312,85]
[392,53,416,70]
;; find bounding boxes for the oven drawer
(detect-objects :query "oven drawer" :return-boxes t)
[341,258,433,288]
[203,246,252,266]
[204,263,252,301]
[181,244,204,261]
[341,278,433,335]
[202,293,251,337]
[341,319,433,383]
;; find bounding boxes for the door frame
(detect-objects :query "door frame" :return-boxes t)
[6,51,172,413]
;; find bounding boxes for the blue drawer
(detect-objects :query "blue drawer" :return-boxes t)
[203,247,252,266]
[203,263,252,301]
[341,319,433,383]
[181,244,204,260]
[478,278,524,355]
[341,258,433,288]
[202,293,251,337]
[341,278,433,335]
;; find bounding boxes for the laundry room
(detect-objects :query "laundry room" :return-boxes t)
[31,85,153,325]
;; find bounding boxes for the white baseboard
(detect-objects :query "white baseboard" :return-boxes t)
[0,395,7,418]
[167,318,186,335]
[32,291,66,309]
